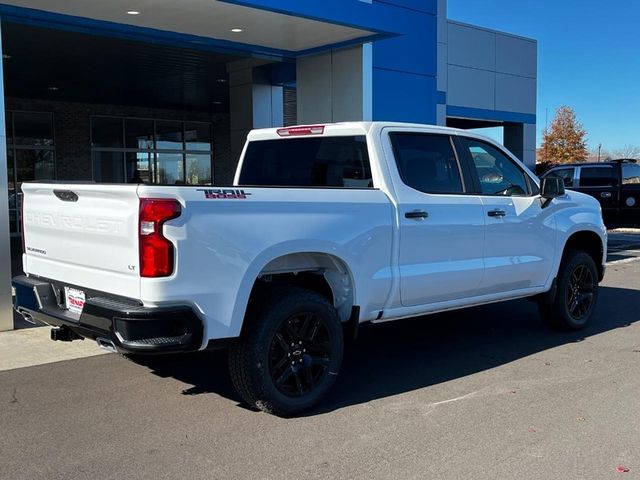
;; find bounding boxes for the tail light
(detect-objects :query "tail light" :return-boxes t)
[139,199,181,278]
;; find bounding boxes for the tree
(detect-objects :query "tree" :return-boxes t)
[539,106,588,164]
[611,144,640,160]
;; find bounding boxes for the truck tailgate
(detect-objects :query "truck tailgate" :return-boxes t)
[21,183,141,299]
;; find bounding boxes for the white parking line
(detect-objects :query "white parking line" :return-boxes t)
[607,251,640,266]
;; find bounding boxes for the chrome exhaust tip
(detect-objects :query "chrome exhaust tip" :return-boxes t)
[96,337,117,353]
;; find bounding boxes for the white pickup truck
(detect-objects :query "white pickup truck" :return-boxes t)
[13,122,606,415]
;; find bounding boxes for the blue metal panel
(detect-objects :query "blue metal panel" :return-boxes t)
[372,12,437,76]
[369,3,437,123]
[372,68,437,124]
[447,105,537,125]
[376,0,438,14]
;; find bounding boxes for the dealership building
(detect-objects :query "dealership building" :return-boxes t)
[0,0,537,330]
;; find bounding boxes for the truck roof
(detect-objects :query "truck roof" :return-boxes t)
[545,159,637,169]
[247,122,468,141]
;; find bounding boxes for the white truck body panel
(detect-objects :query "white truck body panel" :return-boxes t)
[18,122,607,350]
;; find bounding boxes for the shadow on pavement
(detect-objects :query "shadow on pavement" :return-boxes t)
[127,285,640,415]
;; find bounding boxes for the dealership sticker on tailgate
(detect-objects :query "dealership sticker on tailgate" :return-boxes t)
[65,287,86,315]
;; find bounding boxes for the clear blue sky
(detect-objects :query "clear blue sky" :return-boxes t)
[447,0,640,152]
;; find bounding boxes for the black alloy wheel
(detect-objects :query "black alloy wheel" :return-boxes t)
[269,312,332,397]
[566,264,596,321]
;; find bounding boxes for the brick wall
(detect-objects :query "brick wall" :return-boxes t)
[5,97,235,184]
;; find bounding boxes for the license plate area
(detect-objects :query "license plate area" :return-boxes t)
[64,286,86,315]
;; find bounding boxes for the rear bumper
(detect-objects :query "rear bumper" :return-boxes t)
[12,275,203,354]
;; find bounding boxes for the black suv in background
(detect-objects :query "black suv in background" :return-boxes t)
[541,159,640,226]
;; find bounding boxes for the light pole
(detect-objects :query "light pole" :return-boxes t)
[598,144,602,163]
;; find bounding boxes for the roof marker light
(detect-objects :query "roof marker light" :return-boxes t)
[277,125,325,137]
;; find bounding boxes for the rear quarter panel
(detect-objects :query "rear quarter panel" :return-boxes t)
[137,185,394,345]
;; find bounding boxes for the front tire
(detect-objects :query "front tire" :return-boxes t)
[539,250,599,330]
[229,287,344,416]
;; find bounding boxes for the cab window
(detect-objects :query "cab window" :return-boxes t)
[459,138,530,196]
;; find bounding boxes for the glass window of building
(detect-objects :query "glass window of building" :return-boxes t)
[5,111,56,235]
[91,116,213,185]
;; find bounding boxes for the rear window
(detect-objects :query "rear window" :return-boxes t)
[238,136,372,188]
[580,167,615,187]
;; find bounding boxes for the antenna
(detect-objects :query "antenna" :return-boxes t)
[545,108,549,129]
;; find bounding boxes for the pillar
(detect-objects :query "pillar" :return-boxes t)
[0,19,13,331]
[296,44,372,125]
[504,122,536,169]
[227,59,283,183]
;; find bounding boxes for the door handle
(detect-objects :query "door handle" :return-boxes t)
[405,211,429,220]
[487,209,506,218]
[600,192,612,199]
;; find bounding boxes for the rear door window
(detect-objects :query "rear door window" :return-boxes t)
[238,136,372,187]
[390,133,464,194]
[579,167,615,187]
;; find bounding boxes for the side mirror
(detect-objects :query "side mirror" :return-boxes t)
[540,177,565,207]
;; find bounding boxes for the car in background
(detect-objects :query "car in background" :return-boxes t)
[541,159,640,226]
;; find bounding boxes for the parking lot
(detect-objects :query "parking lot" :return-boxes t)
[1,232,639,480]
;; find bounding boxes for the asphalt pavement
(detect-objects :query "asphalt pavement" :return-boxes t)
[1,245,640,479]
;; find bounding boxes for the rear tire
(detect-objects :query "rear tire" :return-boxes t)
[229,287,344,416]
[539,250,599,330]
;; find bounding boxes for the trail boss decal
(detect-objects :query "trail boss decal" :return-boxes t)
[197,189,252,200]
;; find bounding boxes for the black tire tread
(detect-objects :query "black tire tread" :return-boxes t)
[539,249,598,331]
[228,286,342,416]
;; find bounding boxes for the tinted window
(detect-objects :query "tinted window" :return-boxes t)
[391,133,463,194]
[547,168,575,187]
[622,163,640,185]
[239,136,372,188]
[13,112,54,146]
[185,122,212,151]
[125,119,154,149]
[580,167,615,187]
[460,138,530,196]
[92,117,123,148]
[155,121,183,150]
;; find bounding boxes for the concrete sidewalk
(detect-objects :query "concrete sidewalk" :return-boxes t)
[0,326,108,372]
